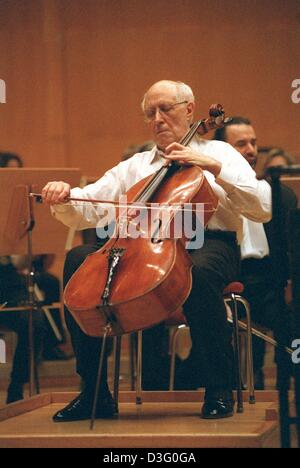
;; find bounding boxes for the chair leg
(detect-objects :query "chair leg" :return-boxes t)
[113,335,122,413]
[129,333,136,391]
[231,293,244,413]
[28,310,35,397]
[34,360,40,394]
[136,330,143,405]
[236,296,255,404]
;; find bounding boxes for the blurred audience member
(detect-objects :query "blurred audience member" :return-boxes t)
[263,147,295,170]
[0,151,23,168]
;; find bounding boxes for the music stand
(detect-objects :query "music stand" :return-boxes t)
[0,168,81,397]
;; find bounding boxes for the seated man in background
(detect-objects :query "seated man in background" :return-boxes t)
[214,118,298,389]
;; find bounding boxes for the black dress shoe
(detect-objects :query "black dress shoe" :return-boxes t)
[53,391,117,422]
[201,398,234,419]
[201,390,234,419]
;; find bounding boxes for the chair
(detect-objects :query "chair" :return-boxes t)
[167,282,255,412]
[111,281,255,414]
[167,282,255,413]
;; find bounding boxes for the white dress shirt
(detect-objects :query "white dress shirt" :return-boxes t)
[52,136,272,254]
[240,218,270,259]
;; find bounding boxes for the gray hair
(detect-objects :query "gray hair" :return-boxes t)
[141,80,195,111]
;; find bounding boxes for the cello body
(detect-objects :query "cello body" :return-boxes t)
[64,164,218,336]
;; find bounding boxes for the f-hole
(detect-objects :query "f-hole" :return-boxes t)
[151,218,163,244]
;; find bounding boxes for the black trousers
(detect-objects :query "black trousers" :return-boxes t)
[184,233,239,389]
[63,231,239,395]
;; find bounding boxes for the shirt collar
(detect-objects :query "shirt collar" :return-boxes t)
[148,146,165,164]
[148,135,206,164]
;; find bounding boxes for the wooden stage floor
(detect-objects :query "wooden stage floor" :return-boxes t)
[0,391,279,448]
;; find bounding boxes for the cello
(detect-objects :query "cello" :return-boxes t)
[63,104,229,337]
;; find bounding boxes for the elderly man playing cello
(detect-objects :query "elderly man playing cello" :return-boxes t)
[42,80,271,421]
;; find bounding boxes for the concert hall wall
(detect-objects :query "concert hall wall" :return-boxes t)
[0,0,299,177]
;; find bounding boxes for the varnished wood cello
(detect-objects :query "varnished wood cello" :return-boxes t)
[63,104,230,337]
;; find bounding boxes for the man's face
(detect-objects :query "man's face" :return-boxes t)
[143,82,194,150]
[225,124,258,168]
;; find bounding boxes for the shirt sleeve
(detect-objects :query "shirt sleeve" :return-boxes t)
[51,163,126,230]
[212,142,272,222]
